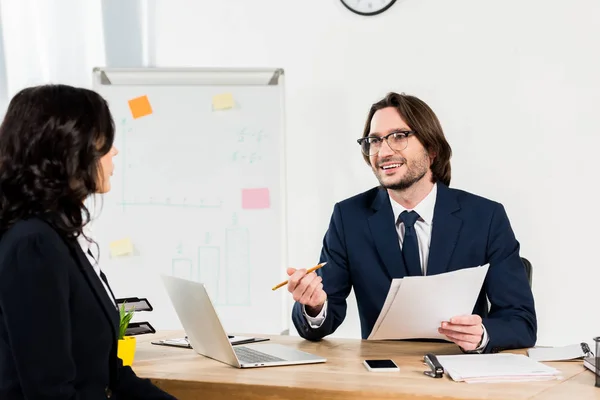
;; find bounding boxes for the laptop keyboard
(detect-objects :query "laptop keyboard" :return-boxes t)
[234,346,286,363]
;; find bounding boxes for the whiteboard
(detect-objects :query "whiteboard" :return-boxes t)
[90,68,289,335]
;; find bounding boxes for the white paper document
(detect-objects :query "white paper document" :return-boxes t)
[527,343,590,362]
[368,265,489,340]
[436,353,562,383]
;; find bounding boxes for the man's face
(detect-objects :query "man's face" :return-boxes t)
[368,107,433,191]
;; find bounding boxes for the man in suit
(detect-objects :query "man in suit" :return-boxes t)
[287,92,536,353]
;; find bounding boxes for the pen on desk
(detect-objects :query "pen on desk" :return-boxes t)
[188,335,234,339]
[271,262,327,291]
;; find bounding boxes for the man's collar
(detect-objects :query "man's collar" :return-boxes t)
[389,182,437,225]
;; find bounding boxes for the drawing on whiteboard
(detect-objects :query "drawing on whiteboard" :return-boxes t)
[117,118,225,210]
[172,258,193,281]
[231,127,267,165]
[231,151,262,164]
[168,215,251,307]
[224,213,250,306]
[117,198,223,209]
[237,127,268,143]
[198,244,221,303]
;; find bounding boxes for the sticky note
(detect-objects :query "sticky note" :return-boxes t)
[212,93,234,110]
[128,95,153,119]
[242,188,270,209]
[109,238,134,257]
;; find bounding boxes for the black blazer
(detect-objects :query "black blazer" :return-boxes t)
[0,217,177,399]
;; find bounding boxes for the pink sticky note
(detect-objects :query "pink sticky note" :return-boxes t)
[242,188,270,209]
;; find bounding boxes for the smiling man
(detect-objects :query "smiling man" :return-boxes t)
[286,92,537,353]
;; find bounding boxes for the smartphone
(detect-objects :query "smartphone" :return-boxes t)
[363,359,399,372]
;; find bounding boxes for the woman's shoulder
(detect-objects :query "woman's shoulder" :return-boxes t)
[0,217,76,279]
[0,217,67,250]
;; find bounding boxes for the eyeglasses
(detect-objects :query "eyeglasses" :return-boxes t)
[356,130,416,156]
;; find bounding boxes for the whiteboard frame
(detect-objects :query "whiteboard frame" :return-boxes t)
[92,67,290,334]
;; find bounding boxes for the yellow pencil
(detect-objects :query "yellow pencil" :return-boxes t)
[271,262,327,291]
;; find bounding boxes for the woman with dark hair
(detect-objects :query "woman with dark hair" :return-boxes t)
[0,85,177,399]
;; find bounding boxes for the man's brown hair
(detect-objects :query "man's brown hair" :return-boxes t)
[361,92,452,186]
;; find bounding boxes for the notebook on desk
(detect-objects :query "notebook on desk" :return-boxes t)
[152,335,269,348]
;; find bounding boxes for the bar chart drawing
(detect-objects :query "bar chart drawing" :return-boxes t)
[168,226,250,306]
[171,258,193,281]
[224,224,251,306]
[197,245,221,304]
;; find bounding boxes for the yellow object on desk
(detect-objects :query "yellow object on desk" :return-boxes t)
[118,336,137,366]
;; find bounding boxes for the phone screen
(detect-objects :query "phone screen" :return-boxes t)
[365,359,397,369]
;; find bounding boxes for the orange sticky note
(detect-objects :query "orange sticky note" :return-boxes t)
[212,93,234,110]
[128,95,153,119]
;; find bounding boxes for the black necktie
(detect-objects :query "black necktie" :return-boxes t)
[399,210,422,276]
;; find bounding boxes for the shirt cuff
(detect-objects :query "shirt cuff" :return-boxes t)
[474,323,490,353]
[302,300,327,328]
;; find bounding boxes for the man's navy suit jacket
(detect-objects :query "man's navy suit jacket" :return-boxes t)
[292,183,537,353]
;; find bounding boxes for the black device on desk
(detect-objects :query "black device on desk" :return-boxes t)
[363,359,399,372]
[423,353,444,378]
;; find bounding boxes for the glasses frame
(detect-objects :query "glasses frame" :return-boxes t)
[356,130,416,156]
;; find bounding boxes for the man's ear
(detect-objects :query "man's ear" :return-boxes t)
[429,151,437,165]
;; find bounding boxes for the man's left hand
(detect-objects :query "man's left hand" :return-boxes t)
[438,315,484,351]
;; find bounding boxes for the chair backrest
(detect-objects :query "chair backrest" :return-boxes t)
[521,257,532,287]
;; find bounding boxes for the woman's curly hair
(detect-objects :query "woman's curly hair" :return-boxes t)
[0,84,115,239]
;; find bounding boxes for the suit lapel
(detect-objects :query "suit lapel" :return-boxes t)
[427,183,462,276]
[368,188,408,279]
[67,240,119,335]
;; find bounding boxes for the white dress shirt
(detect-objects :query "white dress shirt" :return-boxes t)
[303,183,488,352]
[78,231,117,308]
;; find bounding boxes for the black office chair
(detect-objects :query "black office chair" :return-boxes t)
[521,257,532,287]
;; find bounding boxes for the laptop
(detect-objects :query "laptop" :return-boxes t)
[160,274,327,368]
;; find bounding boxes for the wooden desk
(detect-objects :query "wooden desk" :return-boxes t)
[132,331,600,400]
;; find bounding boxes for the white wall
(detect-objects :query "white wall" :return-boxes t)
[151,0,600,346]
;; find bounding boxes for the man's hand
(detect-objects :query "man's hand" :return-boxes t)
[286,268,327,316]
[438,314,484,351]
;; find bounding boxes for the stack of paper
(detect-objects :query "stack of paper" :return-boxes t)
[437,354,562,383]
[368,265,489,340]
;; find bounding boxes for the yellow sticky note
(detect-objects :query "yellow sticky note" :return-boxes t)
[128,95,153,119]
[212,93,234,110]
[109,238,134,257]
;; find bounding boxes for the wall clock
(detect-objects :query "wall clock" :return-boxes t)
[340,0,397,16]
